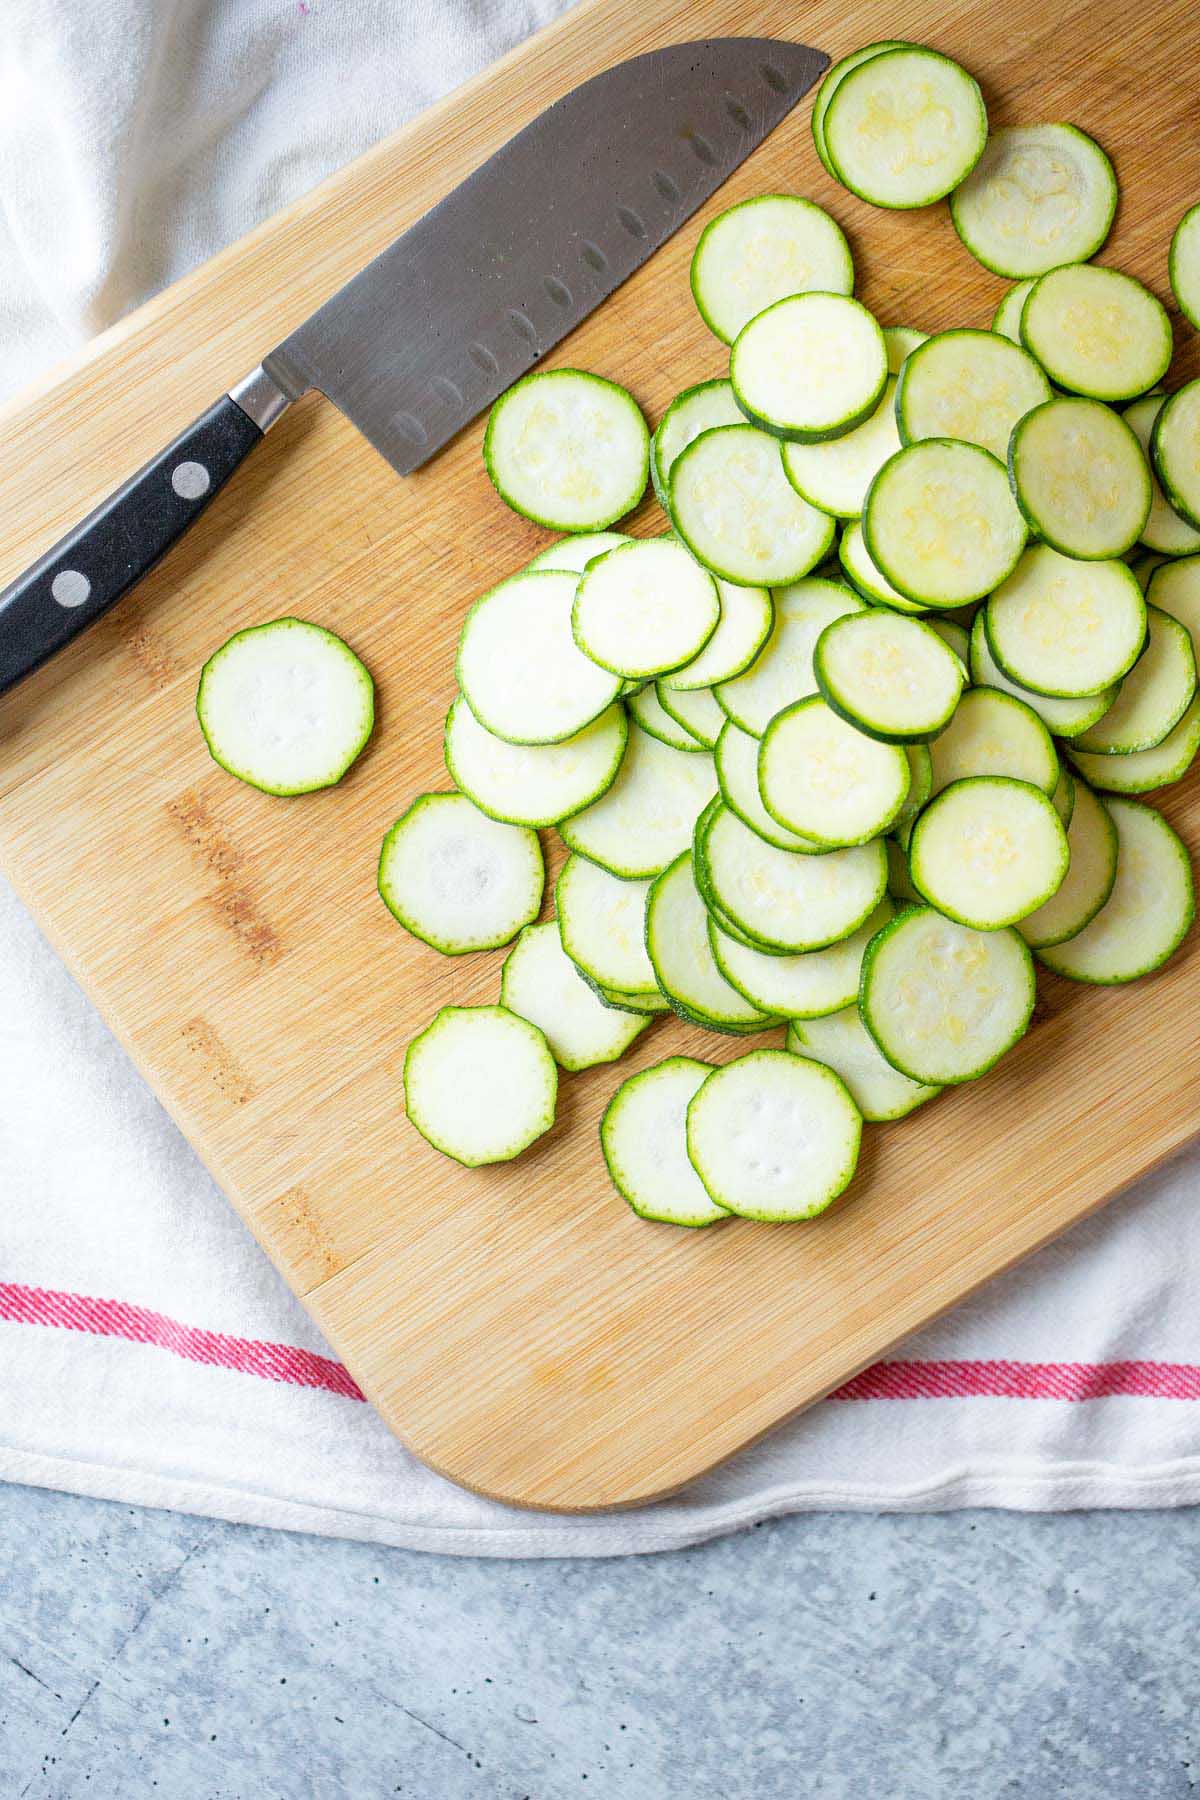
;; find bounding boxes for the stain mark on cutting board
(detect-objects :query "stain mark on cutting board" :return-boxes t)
[180,1017,256,1104]
[166,788,280,965]
[255,1185,342,1288]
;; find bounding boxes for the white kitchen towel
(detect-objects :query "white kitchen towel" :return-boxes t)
[2,0,1200,1559]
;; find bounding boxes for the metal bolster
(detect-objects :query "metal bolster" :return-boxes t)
[228,365,293,434]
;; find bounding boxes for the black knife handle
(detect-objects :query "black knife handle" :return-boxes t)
[0,395,264,696]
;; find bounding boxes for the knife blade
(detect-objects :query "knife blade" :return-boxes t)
[0,37,827,695]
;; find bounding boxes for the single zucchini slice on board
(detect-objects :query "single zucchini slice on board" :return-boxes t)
[483,369,649,530]
[556,853,657,996]
[909,775,1069,929]
[759,696,910,846]
[985,546,1146,697]
[445,694,627,828]
[698,798,888,952]
[1037,799,1194,984]
[788,1007,940,1121]
[690,195,854,345]
[1020,266,1172,402]
[813,609,965,743]
[1070,606,1196,755]
[1169,202,1200,331]
[969,611,1117,738]
[686,1049,862,1223]
[573,538,719,679]
[670,425,836,587]
[646,852,780,1033]
[196,618,374,796]
[626,683,706,752]
[1018,780,1118,950]
[457,569,621,745]
[1008,397,1152,560]
[526,531,629,574]
[404,1005,557,1166]
[1067,695,1200,794]
[715,577,866,736]
[860,907,1037,1085]
[500,923,650,1072]
[950,124,1117,277]
[730,292,887,442]
[1124,396,1200,556]
[782,376,902,518]
[895,328,1050,462]
[659,572,773,691]
[651,380,743,506]
[839,518,927,614]
[811,40,916,177]
[992,279,1035,346]
[822,46,987,210]
[713,720,825,852]
[928,685,1060,797]
[377,793,543,954]
[601,1058,728,1228]
[558,723,716,879]
[656,684,725,748]
[864,440,1027,607]
[1151,379,1200,531]
[711,898,894,1020]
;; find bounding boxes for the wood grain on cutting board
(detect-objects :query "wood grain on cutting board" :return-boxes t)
[0,0,1198,1510]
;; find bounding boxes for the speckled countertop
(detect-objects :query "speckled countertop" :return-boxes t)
[1,1481,1196,1797]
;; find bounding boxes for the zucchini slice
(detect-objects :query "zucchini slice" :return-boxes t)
[864,440,1027,607]
[759,696,910,846]
[1020,266,1172,402]
[1070,606,1196,755]
[559,722,716,879]
[909,775,1069,929]
[377,793,543,955]
[714,719,825,852]
[788,1007,939,1121]
[1008,396,1152,560]
[404,1004,557,1166]
[823,46,987,210]
[685,1049,862,1222]
[601,1058,728,1227]
[1051,765,1077,830]
[626,683,706,752]
[646,852,780,1031]
[985,546,1147,697]
[651,381,743,506]
[556,853,657,996]
[884,325,929,374]
[483,368,649,531]
[690,195,854,345]
[444,693,627,828]
[1124,396,1200,556]
[1018,780,1118,949]
[893,743,934,834]
[1147,555,1200,655]
[860,907,1036,1084]
[526,531,630,574]
[992,279,1035,346]
[656,684,725,748]
[500,923,650,1072]
[1151,379,1200,531]
[730,292,887,442]
[1038,799,1194,984]
[711,898,894,1020]
[196,617,374,796]
[950,124,1117,277]
[715,576,865,735]
[928,685,1059,798]
[838,518,927,613]
[969,610,1117,737]
[658,572,773,691]
[1130,551,1173,592]
[573,538,719,679]
[670,425,836,587]
[885,836,922,905]
[1067,696,1200,794]
[782,376,902,517]
[811,40,916,176]
[813,609,965,743]
[929,616,970,665]
[697,799,887,952]
[895,328,1050,461]
[588,981,672,1018]
[1170,202,1200,331]
[457,570,621,744]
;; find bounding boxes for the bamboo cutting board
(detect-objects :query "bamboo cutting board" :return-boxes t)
[1,0,1198,1512]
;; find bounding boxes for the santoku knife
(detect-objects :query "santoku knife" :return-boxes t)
[0,37,827,694]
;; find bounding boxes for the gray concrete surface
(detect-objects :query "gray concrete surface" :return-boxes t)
[1,1483,1197,1798]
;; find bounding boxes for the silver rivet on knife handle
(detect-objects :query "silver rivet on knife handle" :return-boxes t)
[229,365,292,434]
